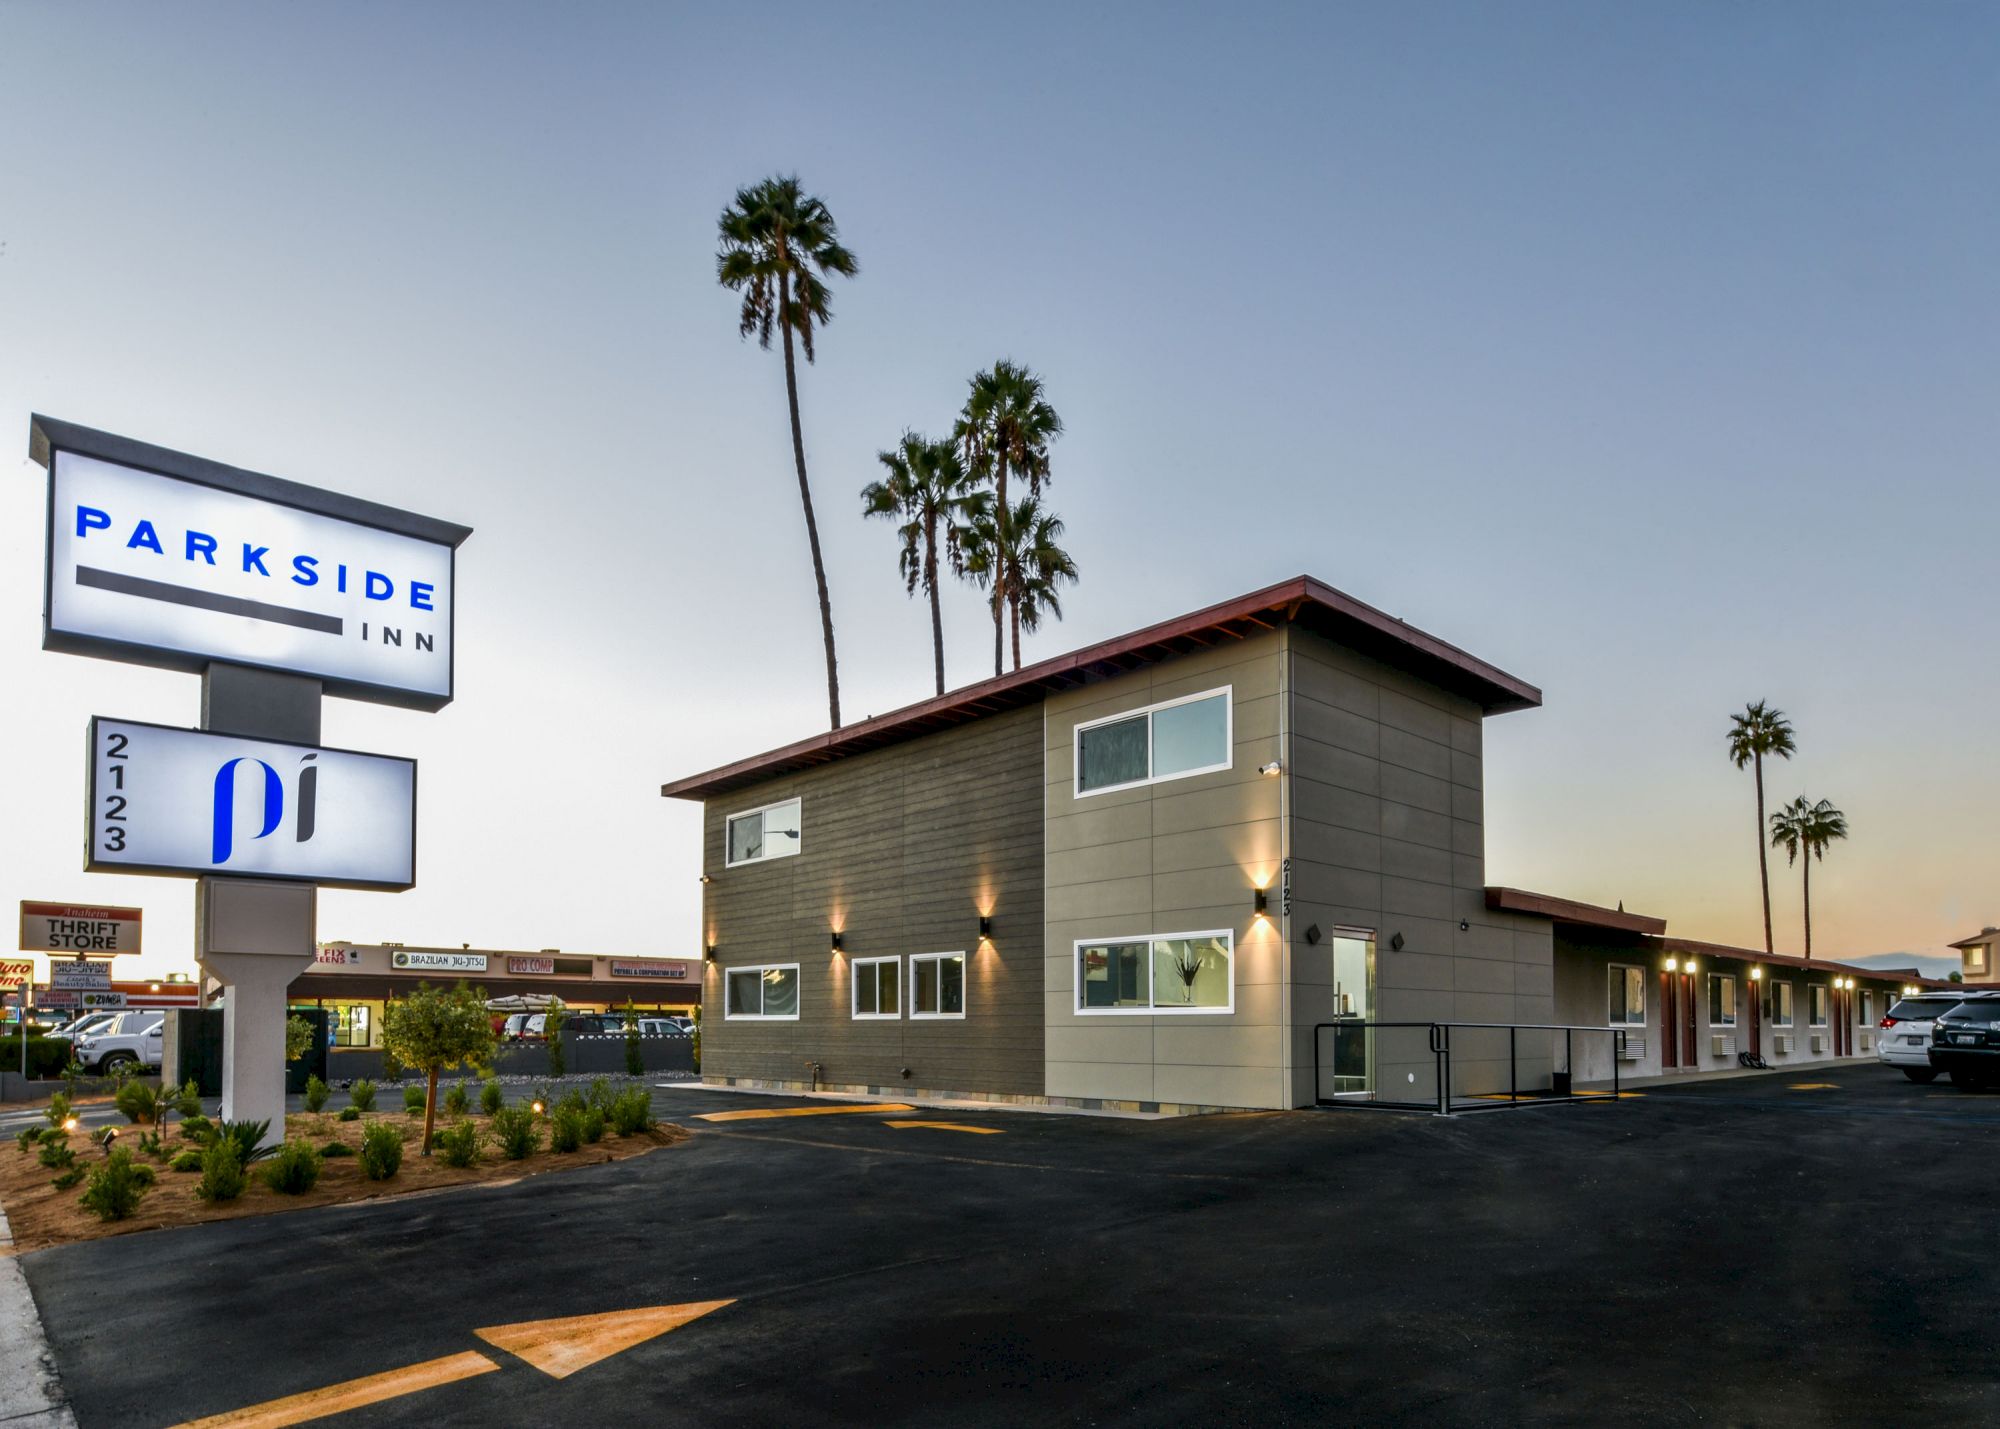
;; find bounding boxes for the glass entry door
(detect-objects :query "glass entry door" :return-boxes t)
[1329,933,1376,1095]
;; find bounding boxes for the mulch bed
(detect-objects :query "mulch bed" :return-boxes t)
[1,1109,688,1253]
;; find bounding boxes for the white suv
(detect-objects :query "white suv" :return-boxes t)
[1879,992,2000,1081]
[71,1011,164,1075]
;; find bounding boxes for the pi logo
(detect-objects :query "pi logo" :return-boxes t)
[212,753,319,864]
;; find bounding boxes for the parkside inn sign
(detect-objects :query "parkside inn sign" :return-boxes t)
[34,417,463,709]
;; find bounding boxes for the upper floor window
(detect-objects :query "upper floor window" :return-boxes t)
[1607,966,1646,1026]
[726,797,802,868]
[1708,974,1737,1027]
[1075,688,1231,796]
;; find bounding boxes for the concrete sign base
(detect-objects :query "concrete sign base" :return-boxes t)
[197,879,315,1142]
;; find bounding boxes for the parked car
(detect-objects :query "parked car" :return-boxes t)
[1927,999,2000,1088]
[1879,992,2000,1081]
[46,1011,121,1043]
[71,1011,164,1074]
[638,1018,690,1038]
[501,1012,540,1042]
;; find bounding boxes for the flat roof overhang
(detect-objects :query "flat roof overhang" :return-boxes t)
[1651,938,1955,990]
[287,973,700,1002]
[1485,887,1666,936]
[663,575,1541,801]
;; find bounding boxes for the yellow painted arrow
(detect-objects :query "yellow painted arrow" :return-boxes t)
[172,1352,500,1428]
[885,1120,1004,1135]
[475,1300,736,1379]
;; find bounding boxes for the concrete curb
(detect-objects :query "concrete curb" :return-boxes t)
[0,1208,77,1429]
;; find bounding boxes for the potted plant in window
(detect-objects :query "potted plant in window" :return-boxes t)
[1168,944,1207,1004]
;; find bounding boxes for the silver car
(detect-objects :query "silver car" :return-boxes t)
[1879,991,2000,1082]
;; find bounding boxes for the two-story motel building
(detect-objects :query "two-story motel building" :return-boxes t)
[663,577,1943,1112]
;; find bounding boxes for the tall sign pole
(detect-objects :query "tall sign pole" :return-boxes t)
[28,416,469,1144]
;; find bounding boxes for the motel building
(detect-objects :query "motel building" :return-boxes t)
[285,942,701,1061]
[662,577,1945,1113]
[1949,927,2000,985]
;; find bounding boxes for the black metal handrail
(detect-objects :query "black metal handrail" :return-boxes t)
[1312,1019,1627,1115]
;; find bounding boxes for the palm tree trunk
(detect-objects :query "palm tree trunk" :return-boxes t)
[779,272,841,728]
[992,454,1009,677]
[924,515,944,697]
[1010,592,1022,670]
[1802,855,1812,963]
[1755,753,1773,955]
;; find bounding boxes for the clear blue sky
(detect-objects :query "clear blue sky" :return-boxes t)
[1,3,1993,975]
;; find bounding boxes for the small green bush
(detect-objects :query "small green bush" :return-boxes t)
[545,1006,567,1078]
[403,1085,425,1116]
[586,1077,616,1113]
[623,1014,644,1077]
[303,1075,330,1113]
[206,1119,277,1164]
[320,1140,353,1158]
[169,1149,203,1173]
[436,1119,482,1168]
[337,1106,360,1122]
[549,1106,584,1154]
[0,1034,72,1080]
[348,1079,377,1112]
[38,1139,76,1171]
[80,1147,156,1221]
[52,1166,87,1189]
[480,1078,505,1116]
[359,1123,403,1180]
[174,1080,204,1118]
[443,1082,470,1118]
[46,1092,72,1129]
[179,1113,212,1142]
[261,1138,322,1194]
[608,1087,653,1136]
[16,1125,40,1154]
[581,1108,606,1145]
[196,1141,246,1203]
[491,1104,539,1160]
[114,1079,163,1124]
[136,1130,166,1159]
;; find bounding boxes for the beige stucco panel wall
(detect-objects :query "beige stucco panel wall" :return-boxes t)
[1044,631,1286,1108]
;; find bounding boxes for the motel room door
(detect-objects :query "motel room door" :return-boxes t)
[1329,933,1376,1095]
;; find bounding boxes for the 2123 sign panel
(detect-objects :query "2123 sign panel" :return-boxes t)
[86,717,417,890]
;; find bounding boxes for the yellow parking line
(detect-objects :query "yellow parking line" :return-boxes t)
[172,1351,500,1428]
[884,1120,1004,1135]
[695,1102,915,1123]
[1788,1083,1839,1091]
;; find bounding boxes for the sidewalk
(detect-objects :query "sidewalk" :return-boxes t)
[0,1206,77,1428]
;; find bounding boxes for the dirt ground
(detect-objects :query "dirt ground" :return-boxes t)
[0,1107,687,1252]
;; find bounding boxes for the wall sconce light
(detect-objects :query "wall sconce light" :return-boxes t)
[1749,965,1763,981]
[1684,958,1698,973]
[978,915,993,940]
[830,931,844,953]
[1254,888,1268,916]
[1458,919,1469,933]
[699,874,712,885]
[1258,761,1283,777]
[1389,932,1405,952]
[704,943,716,962]
[1664,957,1679,972]
[1304,924,1322,946]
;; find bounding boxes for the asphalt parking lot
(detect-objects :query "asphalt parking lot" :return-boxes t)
[16,1064,2000,1427]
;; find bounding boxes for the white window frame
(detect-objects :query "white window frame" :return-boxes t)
[723,962,801,1021]
[851,956,901,1021]
[1073,686,1233,798]
[1708,973,1737,1028]
[1771,981,1794,1028]
[1073,929,1237,1016]
[908,951,967,1020]
[1857,989,1873,1025]
[1607,964,1647,1026]
[723,796,803,869]
[1808,984,1828,1028]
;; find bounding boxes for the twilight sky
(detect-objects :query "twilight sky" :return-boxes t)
[1,3,1993,980]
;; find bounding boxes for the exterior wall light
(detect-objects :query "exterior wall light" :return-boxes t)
[704,944,716,961]
[1684,959,1698,973]
[1254,888,1269,916]
[1258,761,1282,776]
[1664,958,1678,972]
[978,916,993,940]
[830,932,844,953]
[1749,966,1763,981]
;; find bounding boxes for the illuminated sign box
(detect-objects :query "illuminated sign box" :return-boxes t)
[392,950,486,972]
[610,959,691,980]
[87,718,416,891]
[32,416,470,711]
[19,900,143,954]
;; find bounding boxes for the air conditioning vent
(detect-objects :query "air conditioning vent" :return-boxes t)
[1710,1033,1736,1059]
[1617,1033,1647,1062]
[1811,1032,1829,1054]
[1859,1032,1874,1052]
[1774,1033,1794,1054]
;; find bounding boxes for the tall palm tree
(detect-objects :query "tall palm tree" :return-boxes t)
[956,362,1062,676]
[1769,795,1849,962]
[860,434,987,696]
[1727,701,1797,954]
[967,495,1078,671]
[717,175,859,728]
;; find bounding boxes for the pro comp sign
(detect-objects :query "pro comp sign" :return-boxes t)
[32,416,470,709]
[87,718,416,890]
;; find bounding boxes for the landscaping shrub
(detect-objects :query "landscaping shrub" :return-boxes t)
[348,1079,377,1112]
[169,1149,203,1173]
[174,1080,204,1118]
[51,1166,86,1190]
[303,1075,330,1113]
[403,1085,426,1116]
[587,1076,616,1113]
[490,1104,539,1160]
[443,1081,469,1117]
[205,1119,278,1164]
[16,1125,40,1154]
[196,1141,246,1203]
[114,1079,163,1125]
[46,1092,72,1130]
[136,1130,166,1159]
[337,1106,360,1122]
[480,1078,504,1116]
[38,1139,76,1171]
[0,1035,72,1080]
[623,1010,644,1077]
[544,1006,567,1078]
[609,1087,654,1136]
[359,1123,403,1180]
[436,1120,481,1168]
[80,1147,156,1221]
[557,1088,588,1119]
[581,1108,606,1145]
[261,1138,322,1194]
[320,1140,353,1158]
[549,1105,584,1154]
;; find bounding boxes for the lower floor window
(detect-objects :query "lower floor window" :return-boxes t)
[1771,982,1793,1027]
[1078,931,1234,1013]
[852,957,900,1019]
[1708,974,1737,1027]
[726,963,800,1019]
[1808,985,1828,1027]
[1607,966,1645,1025]
[911,952,965,1018]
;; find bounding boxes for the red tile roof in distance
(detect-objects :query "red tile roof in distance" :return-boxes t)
[661,575,1541,801]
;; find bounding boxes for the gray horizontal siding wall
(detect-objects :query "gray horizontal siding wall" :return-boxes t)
[698,703,1045,1097]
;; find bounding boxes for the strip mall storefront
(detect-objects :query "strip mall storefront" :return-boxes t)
[288,943,700,1055]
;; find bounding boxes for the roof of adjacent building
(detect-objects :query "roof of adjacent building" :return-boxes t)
[1654,936,1956,990]
[661,575,1541,800]
[1947,928,1999,949]
[1485,887,1666,936]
